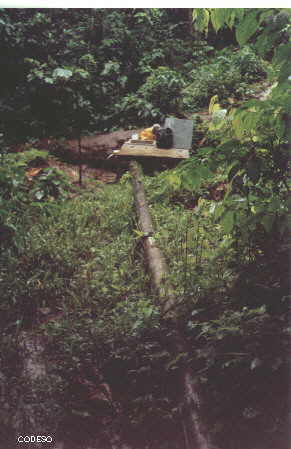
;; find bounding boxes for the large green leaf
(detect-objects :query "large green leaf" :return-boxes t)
[210,9,229,32]
[193,9,210,33]
[274,114,285,139]
[259,10,273,24]
[273,43,291,66]
[225,9,237,28]
[221,210,235,234]
[166,173,181,190]
[235,10,259,46]
[199,165,212,179]
[182,170,202,191]
[255,31,277,57]
[235,9,246,22]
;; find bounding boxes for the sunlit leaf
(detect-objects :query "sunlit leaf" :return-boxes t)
[250,357,262,370]
[208,95,219,114]
[53,68,73,79]
[193,9,210,33]
[35,190,45,200]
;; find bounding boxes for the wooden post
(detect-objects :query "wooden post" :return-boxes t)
[129,160,213,449]
[78,133,83,186]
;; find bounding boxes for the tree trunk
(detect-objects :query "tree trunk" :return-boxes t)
[129,160,213,449]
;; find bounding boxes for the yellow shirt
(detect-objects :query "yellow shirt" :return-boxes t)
[139,127,155,141]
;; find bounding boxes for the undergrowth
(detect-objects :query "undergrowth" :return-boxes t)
[0,160,288,449]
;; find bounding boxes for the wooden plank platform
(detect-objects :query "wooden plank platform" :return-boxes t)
[113,142,189,159]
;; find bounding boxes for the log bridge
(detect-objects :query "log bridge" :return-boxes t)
[115,120,213,448]
[129,160,213,449]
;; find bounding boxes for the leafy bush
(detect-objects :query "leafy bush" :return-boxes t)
[232,46,267,81]
[119,67,186,124]
[118,94,162,128]
[31,167,70,201]
[0,149,70,232]
[139,66,186,115]
[182,46,267,111]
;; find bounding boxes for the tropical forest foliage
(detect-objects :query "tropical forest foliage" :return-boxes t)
[0,8,290,449]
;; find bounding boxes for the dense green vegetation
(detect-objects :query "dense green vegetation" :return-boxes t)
[0,8,271,140]
[0,8,290,449]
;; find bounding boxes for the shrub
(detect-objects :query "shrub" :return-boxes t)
[139,66,186,115]
[232,46,267,82]
[118,93,162,128]
[119,67,186,125]
[182,46,267,112]
[0,149,70,232]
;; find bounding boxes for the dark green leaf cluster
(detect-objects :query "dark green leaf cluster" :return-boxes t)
[0,150,71,240]
[182,46,267,111]
[0,9,199,140]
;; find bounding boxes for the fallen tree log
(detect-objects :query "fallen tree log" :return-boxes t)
[130,160,213,449]
[11,331,62,449]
